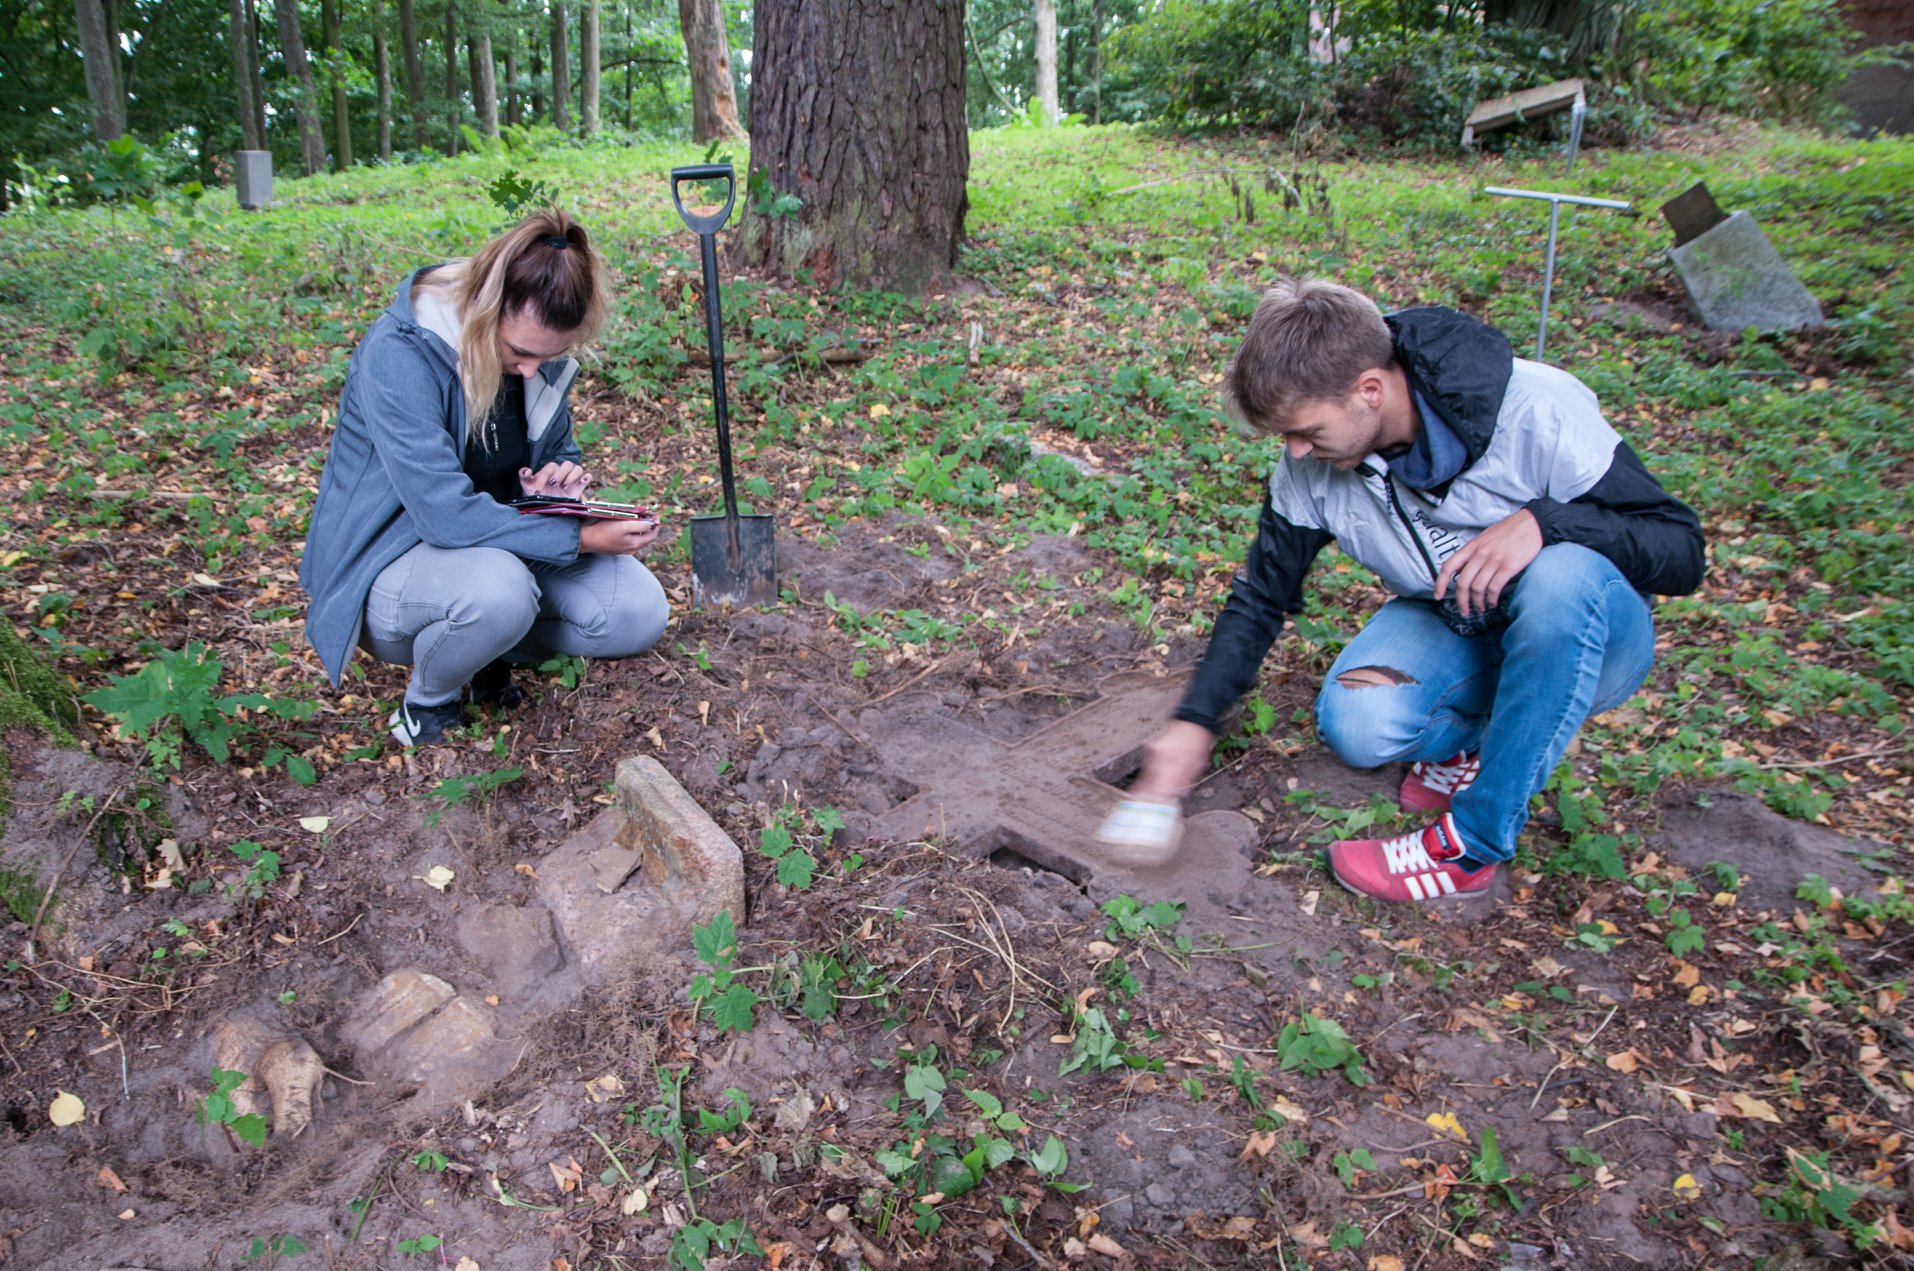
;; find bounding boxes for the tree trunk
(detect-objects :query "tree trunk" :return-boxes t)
[74,0,126,140]
[471,32,499,136]
[1483,0,1623,68]
[445,2,461,153]
[580,0,600,135]
[247,0,270,143]
[531,40,545,121]
[322,0,352,169]
[679,0,745,141]
[398,0,428,149]
[273,0,329,174]
[504,29,519,126]
[623,3,633,129]
[745,0,968,293]
[550,2,571,131]
[1033,0,1058,125]
[1090,0,1101,124]
[376,25,393,159]
[227,0,265,150]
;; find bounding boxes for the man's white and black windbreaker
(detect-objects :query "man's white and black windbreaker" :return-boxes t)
[1175,306,1706,733]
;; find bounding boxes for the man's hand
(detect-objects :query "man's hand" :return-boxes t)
[1127,720,1216,804]
[580,517,660,555]
[1434,507,1542,616]
[521,461,591,498]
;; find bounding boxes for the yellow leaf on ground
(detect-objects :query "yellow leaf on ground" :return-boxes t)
[621,1189,648,1217]
[1605,1050,1640,1073]
[1425,1111,1468,1141]
[1729,1093,1783,1123]
[1368,1256,1406,1271]
[1087,1233,1127,1257]
[416,865,454,891]
[868,403,890,419]
[48,1091,85,1126]
[455,1259,481,1271]
[298,816,331,833]
[1240,1130,1277,1160]
[583,1074,625,1104]
[1673,1173,1702,1200]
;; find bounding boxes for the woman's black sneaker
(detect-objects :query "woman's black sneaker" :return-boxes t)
[389,698,464,746]
[469,660,524,710]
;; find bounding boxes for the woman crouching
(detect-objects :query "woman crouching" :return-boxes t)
[301,209,667,745]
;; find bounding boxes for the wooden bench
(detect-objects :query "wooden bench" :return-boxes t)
[1461,77,1586,148]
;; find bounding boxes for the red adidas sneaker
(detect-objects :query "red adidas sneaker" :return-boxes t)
[1400,751,1480,813]
[1328,813,1497,903]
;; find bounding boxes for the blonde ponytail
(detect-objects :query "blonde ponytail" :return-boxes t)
[413,208,611,448]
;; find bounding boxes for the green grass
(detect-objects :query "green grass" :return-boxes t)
[0,123,1907,840]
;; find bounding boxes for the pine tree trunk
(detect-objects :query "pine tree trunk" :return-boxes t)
[550,3,571,132]
[322,0,353,169]
[1483,0,1623,67]
[580,0,600,136]
[471,32,499,136]
[227,0,265,150]
[247,0,270,145]
[1034,0,1058,125]
[273,0,329,174]
[679,0,745,141]
[504,31,519,126]
[531,41,545,121]
[398,0,428,150]
[1090,0,1101,125]
[376,25,393,159]
[445,2,461,153]
[745,0,968,293]
[74,0,127,140]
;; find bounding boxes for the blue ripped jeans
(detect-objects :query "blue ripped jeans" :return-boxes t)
[1313,543,1656,864]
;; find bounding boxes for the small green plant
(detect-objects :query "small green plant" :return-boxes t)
[536,652,587,689]
[1332,1147,1376,1188]
[1100,894,1185,941]
[227,840,281,904]
[83,643,314,775]
[1276,1012,1370,1086]
[198,1067,268,1145]
[1328,1221,1364,1251]
[417,766,522,827]
[486,168,559,221]
[1468,1126,1521,1208]
[241,1234,308,1264]
[411,1149,449,1173]
[1760,1148,1883,1249]
[395,1233,442,1256]
[670,1217,764,1270]
[687,911,760,1033]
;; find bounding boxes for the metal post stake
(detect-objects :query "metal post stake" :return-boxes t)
[1483,186,1632,363]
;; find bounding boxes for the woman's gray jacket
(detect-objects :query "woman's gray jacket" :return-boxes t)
[300,268,585,686]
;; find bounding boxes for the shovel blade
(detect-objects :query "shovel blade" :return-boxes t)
[689,514,778,609]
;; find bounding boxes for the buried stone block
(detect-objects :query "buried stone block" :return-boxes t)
[536,755,745,982]
[341,968,517,1109]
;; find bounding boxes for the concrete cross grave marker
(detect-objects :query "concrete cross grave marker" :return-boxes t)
[859,671,1259,896]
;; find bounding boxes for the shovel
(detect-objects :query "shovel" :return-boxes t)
[671,162,777,608]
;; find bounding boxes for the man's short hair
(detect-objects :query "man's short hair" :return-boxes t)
[1222,278,1396,432]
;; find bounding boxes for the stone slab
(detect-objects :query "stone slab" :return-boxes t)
[611,755,746,921]
[1462,77,1583,144]
[860,670,1259,896]
[340,968,455,1057]
[1659,181,1727,248]
[1668,210,1823,332]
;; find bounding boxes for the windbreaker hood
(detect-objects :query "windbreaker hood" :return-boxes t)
[1386,306,1514,464]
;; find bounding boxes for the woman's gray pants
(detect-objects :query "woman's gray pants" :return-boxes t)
[360,543,669,707]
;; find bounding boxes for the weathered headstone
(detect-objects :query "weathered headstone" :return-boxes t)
[233,150,272,211]
[860,671,1258,893]
[1665,199,1823,332]
[1659,181,1728,248]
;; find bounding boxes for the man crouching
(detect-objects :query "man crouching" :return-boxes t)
[1098,279,1705,902]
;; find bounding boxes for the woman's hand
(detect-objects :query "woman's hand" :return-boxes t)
[521,461,591,498]
[579,517,660,555]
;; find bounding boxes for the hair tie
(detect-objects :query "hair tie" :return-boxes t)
[544,234,570,249]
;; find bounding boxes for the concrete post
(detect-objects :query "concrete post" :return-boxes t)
[234,150,273,210]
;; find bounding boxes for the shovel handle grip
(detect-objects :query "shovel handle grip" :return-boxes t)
[670,164,737,235]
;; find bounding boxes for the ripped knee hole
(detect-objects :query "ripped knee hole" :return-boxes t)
[1336,666,1417,689]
